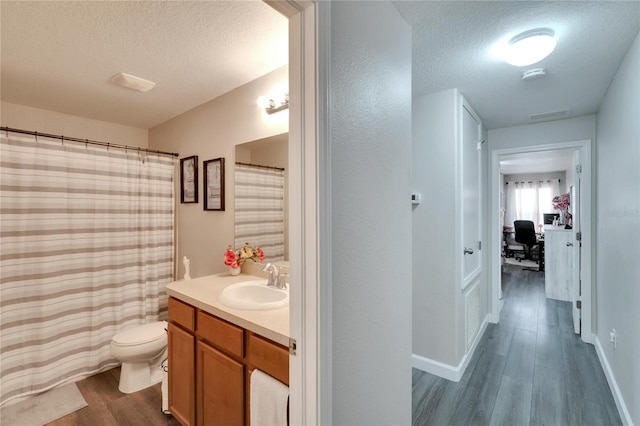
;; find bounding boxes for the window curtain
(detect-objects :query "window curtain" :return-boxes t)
[0,133,175,405]
[234,163,285,262]
[505,179,560,230]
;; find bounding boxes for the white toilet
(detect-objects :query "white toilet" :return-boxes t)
[110,321,168,394]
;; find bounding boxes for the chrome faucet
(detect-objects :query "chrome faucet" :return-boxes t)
[275,266,289,290]
[262,263,278,287]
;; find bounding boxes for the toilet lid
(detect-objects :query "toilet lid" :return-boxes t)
[112,321,167,346]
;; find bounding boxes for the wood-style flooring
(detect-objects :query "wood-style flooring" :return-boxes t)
[47,367,180,426]
[412,264,622,426]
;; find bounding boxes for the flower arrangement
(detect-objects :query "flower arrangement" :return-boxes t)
[552,192,572,227]
[224,242,265,269]
[552,193,570,211]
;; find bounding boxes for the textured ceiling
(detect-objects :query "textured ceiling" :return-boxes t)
[393,1,640,129]
[1,1,288,129]
[2,2,639,131]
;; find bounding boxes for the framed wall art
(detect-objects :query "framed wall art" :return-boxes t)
[204,157,225,211]
[180,155,198,203]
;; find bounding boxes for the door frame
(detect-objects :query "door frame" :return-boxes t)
[266,1,328,424]
[490,139,593,344]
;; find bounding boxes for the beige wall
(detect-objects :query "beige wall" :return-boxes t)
[1,102,148,148]
[148,66,288,279]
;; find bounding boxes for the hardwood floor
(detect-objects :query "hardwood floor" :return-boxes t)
[412,264,621,426]
[47,367,180,426]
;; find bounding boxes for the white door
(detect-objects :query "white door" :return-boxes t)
[571,150,582,334]
[461,103,482,287]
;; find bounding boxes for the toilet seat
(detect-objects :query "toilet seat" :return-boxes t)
[112,321,167,347]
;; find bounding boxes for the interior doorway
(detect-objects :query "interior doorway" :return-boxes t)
[490,139,593,344]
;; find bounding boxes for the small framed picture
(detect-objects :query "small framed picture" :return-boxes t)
[180,155,198,203]
[204,157,225,211]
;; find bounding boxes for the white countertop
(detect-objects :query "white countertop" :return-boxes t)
[544,224,573,232]
[166,273,289,347]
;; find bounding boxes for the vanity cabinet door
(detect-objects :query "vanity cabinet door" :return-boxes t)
[197,341,244,426]
[168,322,195,426]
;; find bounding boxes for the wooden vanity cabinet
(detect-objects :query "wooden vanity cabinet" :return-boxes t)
[197,341,244,426]
[168,296,289,426]
[168,298,196,426]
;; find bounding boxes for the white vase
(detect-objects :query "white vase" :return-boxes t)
[228,266,240,276]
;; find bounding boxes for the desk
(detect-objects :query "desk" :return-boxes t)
[544,225,573,301]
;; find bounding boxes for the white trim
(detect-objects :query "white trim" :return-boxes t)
[490,139,593,344]
[594,335,633,426]
[412,314,490,382]
[273,1,323,425]
[316,2,332,424]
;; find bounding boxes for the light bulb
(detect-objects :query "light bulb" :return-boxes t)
[257,96,271,109]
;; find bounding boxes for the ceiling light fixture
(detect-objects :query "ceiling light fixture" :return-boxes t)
[504,28,556,67]
[111,73,156,92]
[257,94,289,114]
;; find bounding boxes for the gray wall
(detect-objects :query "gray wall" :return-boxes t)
[412,89,459,366]
[488,115,596,151]
[595,30,640,425]
[329,1,412,423]
[412,89,490,373]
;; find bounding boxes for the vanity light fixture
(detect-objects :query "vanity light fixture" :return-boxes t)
[257,93,289,114]
[504,28,556,67]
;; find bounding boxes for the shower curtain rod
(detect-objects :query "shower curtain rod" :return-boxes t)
[1,126,179,158]
[235,161,285,171]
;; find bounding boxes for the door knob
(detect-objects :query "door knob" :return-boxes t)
[566,242,573,247]
[464,247,474,255]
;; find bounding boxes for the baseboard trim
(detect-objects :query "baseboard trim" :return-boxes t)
[594,335,633,426]
[412,314,489,382]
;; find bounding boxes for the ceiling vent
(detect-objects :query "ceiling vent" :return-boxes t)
[528,109,570,123]
[522,68,546,81]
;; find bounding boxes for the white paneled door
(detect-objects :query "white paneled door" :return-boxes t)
[461,102,482,288]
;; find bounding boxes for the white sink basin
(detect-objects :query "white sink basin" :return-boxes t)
[218,280,289,310]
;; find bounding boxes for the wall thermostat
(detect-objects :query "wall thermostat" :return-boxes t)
[411,193,422,205]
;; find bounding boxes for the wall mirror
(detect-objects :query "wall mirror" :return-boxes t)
[234,132,288,262]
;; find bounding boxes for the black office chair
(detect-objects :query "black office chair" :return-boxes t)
[513,220,539,261]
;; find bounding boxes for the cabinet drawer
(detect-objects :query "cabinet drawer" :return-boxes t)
[169,297,195,332]
[248,333,289,385]
[197,311,244,358]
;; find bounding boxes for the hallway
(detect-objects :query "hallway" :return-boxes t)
[412,264,621,425]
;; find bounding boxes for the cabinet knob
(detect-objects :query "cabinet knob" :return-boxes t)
[464,247,474,255]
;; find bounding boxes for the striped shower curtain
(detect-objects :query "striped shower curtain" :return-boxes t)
[234,163,285,262]
[0,133,175,405]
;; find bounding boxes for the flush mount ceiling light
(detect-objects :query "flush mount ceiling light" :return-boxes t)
[111,73,156,92]
[504,28,556,67]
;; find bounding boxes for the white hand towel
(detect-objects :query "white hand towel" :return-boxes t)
[250,369,289,426]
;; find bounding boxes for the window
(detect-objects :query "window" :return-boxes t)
[505,180,560,230]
